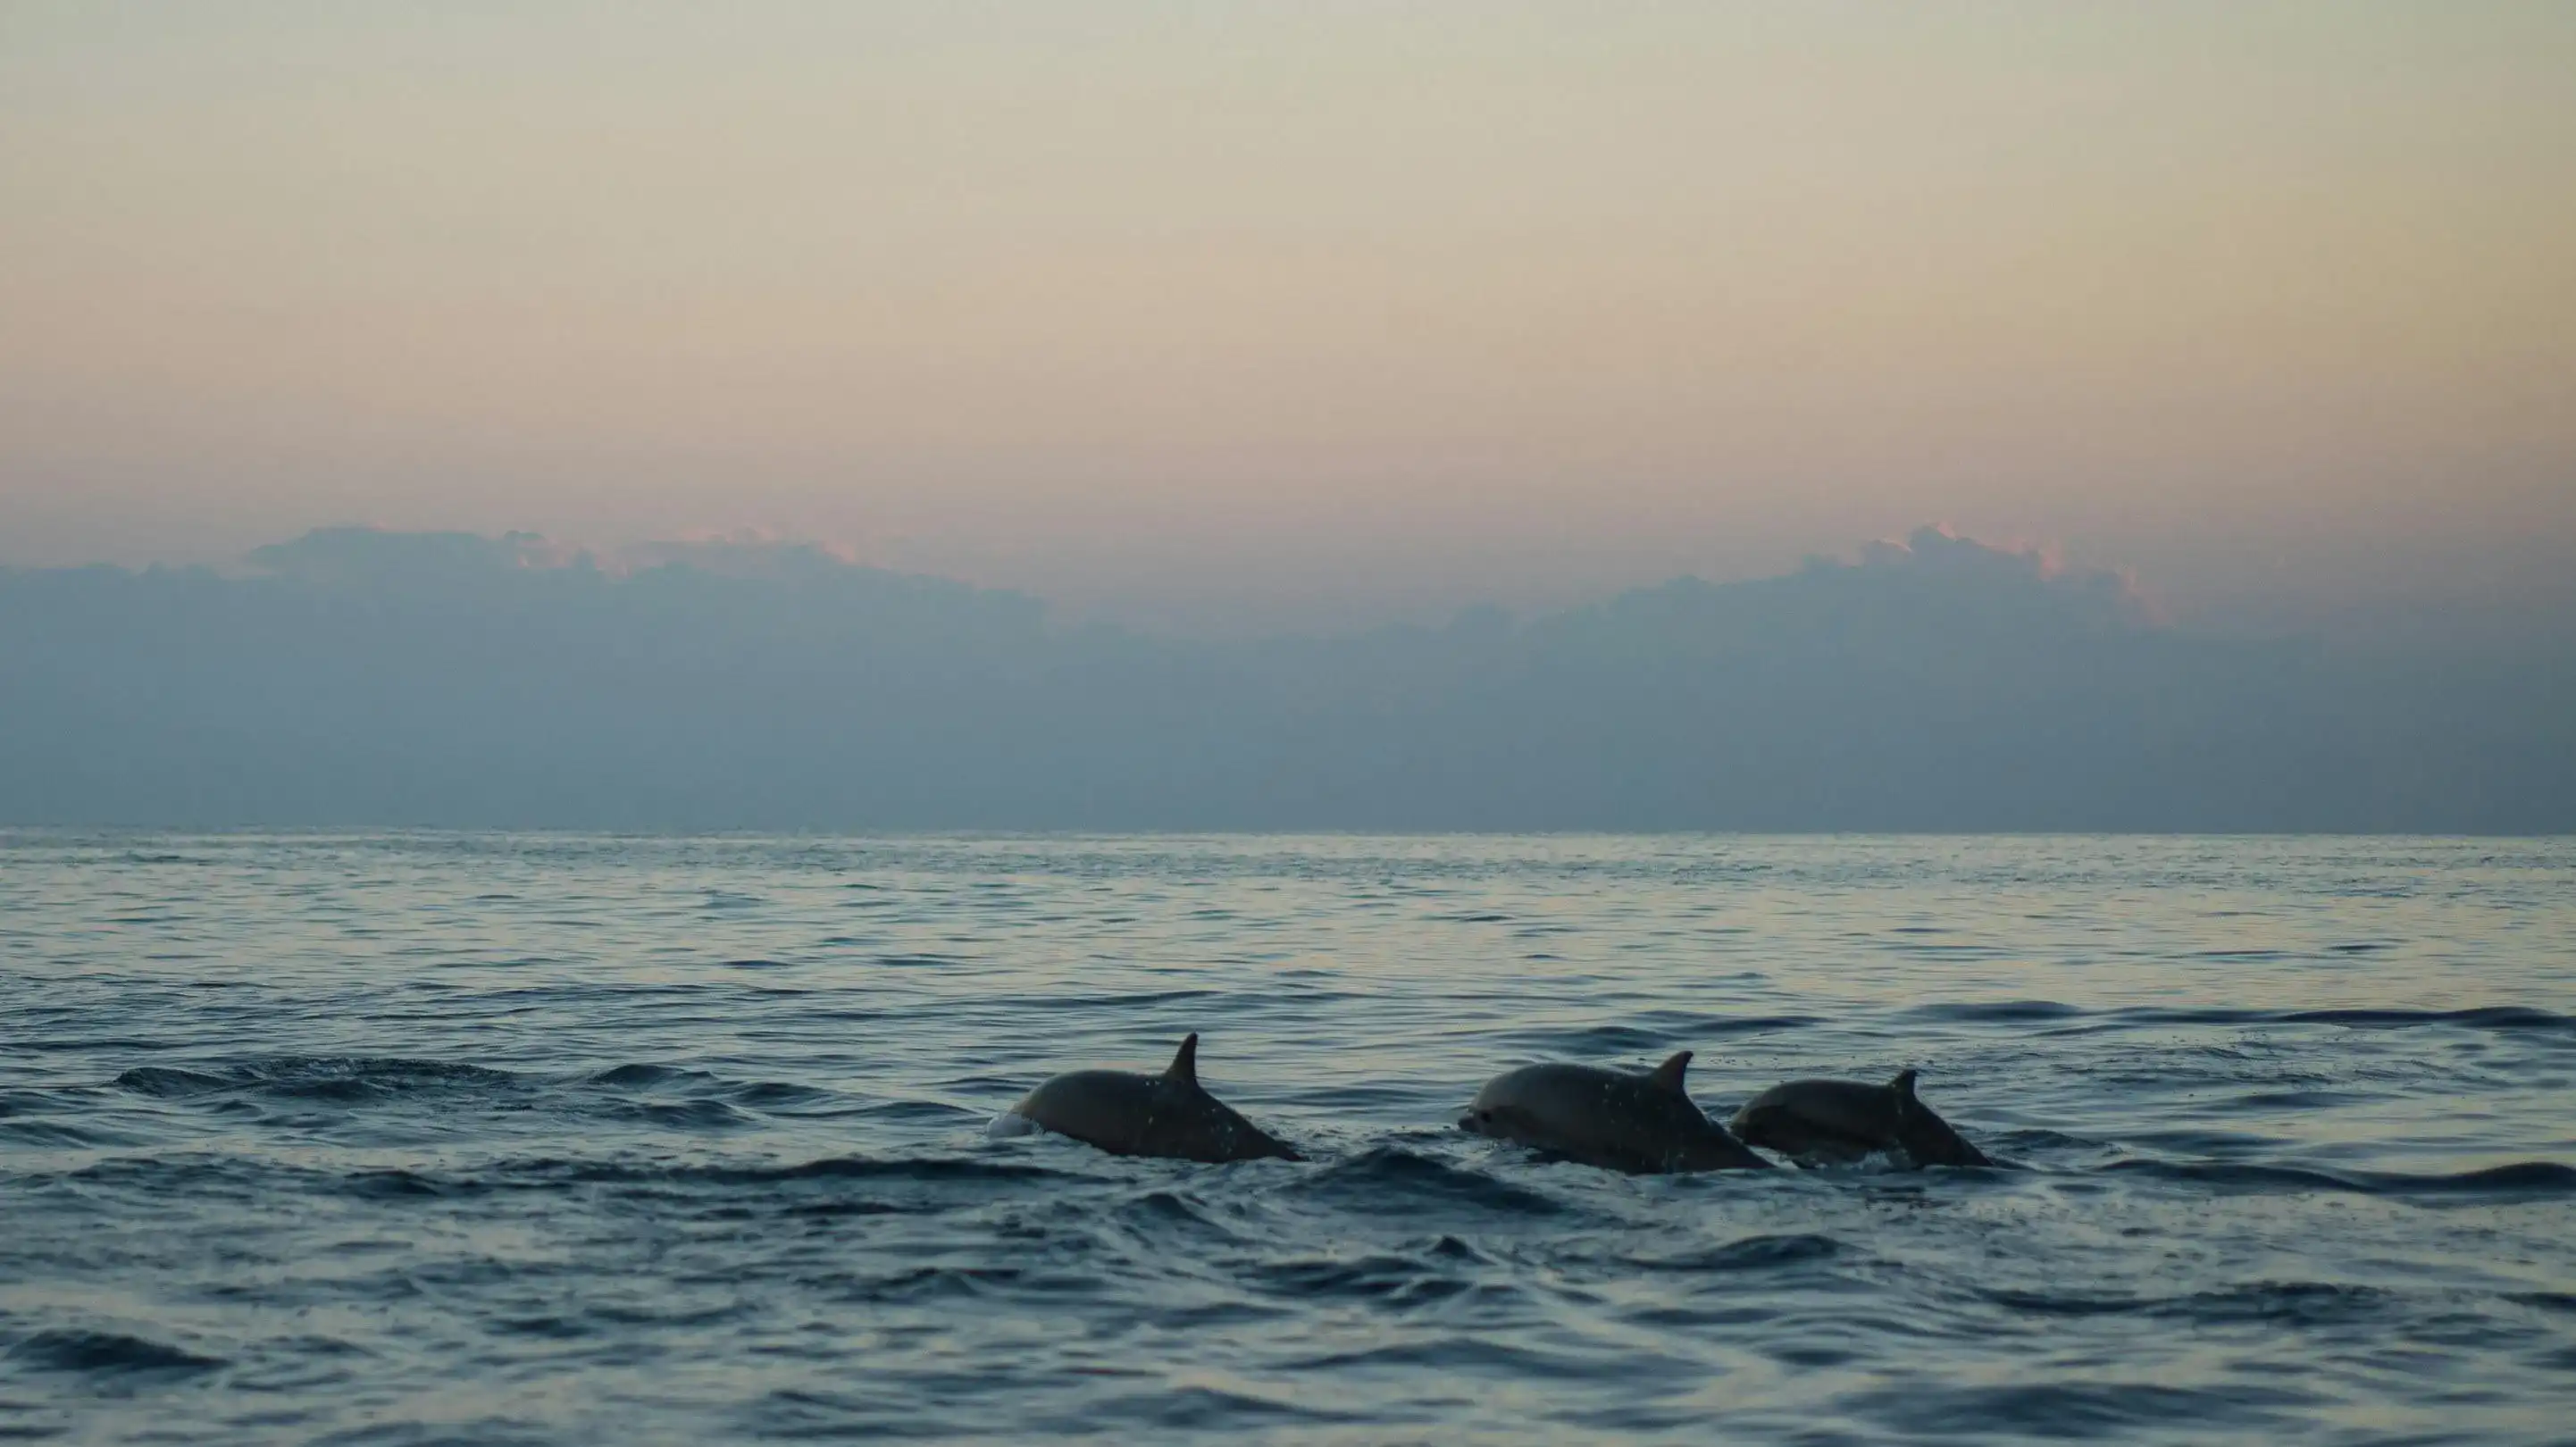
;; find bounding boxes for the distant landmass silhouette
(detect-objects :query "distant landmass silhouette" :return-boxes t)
[2,525,2567,831]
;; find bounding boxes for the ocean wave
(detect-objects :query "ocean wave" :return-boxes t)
[1618,1010,1824,1039]
[5,1328,225,1376]
[571,1153,1090,1189]
[1853,1379,2315,1438]
[1289,1146,1570,1217]
[1905,1000,2088,1024]
[2110,1004,2572,1033]
[582,1062,721,1090]
[1612,1232,1848,1274]
[22,1147,1107,1199]
[2279,1006,2574,1032]
[1254,1236,1495,1307]
[109,1054,877,1130]
[2100,1158,2576,1199]
[0,1117,138,1149]
[1884,1001,2576,1040]
[1978,1280,2397,1327]
[115,1057,526,1102]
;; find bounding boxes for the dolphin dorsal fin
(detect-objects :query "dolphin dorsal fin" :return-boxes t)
[1647,1050,1693,1093]
[1889,1067,1919,1100]
[1164,1033,1200,1086]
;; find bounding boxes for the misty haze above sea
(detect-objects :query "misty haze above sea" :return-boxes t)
[4,832,2572,1445]
[3,524,2571,833]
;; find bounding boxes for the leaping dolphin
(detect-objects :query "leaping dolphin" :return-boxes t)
[999,1033,1300,1163]
[1459,1050,1772,1173]
[1727,1068,1994,1168]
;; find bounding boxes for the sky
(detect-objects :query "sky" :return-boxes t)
[4,2,2572,634]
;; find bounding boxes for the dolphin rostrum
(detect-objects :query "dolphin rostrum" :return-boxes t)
[999,1033,1300,1163]
[1727,1068,1994,1168]
[1459,1050,1772,1173]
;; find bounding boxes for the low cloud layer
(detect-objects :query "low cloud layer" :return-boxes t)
[2,527,2566,832]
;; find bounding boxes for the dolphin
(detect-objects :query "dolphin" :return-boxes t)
[999,1033,1300,1163]
[1458,1050,1772,1173]
[1727,1068,1994,1168]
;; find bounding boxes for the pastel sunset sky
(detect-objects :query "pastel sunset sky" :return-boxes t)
[4,3,2570,631]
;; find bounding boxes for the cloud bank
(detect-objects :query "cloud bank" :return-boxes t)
[1,527,2565,832]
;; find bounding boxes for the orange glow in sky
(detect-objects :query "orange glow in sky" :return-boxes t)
[3,4,2571,631]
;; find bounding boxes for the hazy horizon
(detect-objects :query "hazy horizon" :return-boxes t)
[10,513,2572,648]
[6,4,2573,636]
[5,522,2568,832]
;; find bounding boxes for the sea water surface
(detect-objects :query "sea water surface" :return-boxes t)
[3,833,2572,1444]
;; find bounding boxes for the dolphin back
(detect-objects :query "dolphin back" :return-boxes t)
[1730,1070,1995,1169]
[1007,1035,1300,1164]
[1728,1077,1904,1163]
[1462,1056,1769,1173]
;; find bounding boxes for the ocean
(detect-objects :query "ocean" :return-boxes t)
[3,832,2571,1443]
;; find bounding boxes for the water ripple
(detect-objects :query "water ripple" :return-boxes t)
[1,831,2570,1443]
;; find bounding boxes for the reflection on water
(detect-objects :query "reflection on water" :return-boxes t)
[3,832,2572,1443]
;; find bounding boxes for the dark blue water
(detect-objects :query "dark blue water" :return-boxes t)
[4,833,2572,1444]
